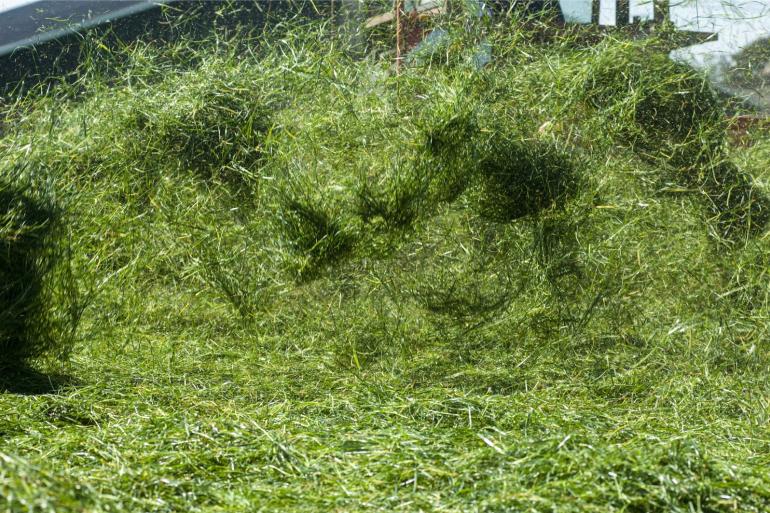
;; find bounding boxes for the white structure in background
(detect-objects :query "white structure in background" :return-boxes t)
[559,0,770,73]
[669,1,770,71]
[558,0,651,24]
[0,0,34,9]
[558,0,592,23]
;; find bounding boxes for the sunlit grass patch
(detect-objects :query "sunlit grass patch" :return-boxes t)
[1,8,770,513]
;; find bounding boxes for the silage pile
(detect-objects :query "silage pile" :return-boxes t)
[0,171,80,369]
[3,14,770,509]
[1,14,769,380]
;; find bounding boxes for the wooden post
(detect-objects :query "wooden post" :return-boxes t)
[395,0,403,73]
[654,0,669,23]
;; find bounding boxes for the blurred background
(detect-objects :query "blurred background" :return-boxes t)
[1,1,769,108]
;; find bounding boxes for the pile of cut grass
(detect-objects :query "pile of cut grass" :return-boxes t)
[1,8,770,512]
[0,165,81,370]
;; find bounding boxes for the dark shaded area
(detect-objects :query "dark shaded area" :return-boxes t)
[634,74,723,145]
[584,45,723,130]
[486,0,564,22]
[423,107,480,202]
[0,180,61,367]
[632,70,725,171]
[703,161,770,239]
[581,44,770,240]
[128,82,271,190]
[726,36,770,90]
[478,139,581,221]
[356,157,433,229]
[0,365,74,395]
[0,1,149,48]
[0,0,328,96]
[357,176,425,229]
[281,196,354,275]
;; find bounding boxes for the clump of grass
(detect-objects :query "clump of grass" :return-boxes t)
[420,89,483,203]
[725,36,770,90]
[278,189,355,278]
[192,225,275,321]
[701,160,770,239]
[476,136,581,222]
[330,291,430,370]
[579,40,769,239]
[118,62,273,190]
[531,208,585,288]
[410,240,518,330]
[582,41,725,171]
[0,175,78,368]
[355,159,428,230]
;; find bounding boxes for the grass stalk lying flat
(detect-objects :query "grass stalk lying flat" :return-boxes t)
[1,8,770,512]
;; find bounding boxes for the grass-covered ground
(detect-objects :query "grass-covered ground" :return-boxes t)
[2,8,770,512]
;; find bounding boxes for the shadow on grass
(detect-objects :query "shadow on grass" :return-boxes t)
[0,365,76,395]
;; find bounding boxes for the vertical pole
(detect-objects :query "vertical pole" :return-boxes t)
[591,0,600,25]
[395,0,403,73]
[616,0,629,27]
[654,0,669,23]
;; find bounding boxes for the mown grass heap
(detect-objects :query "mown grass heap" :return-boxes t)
[2,8,770,512]
[0,170,80,369]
